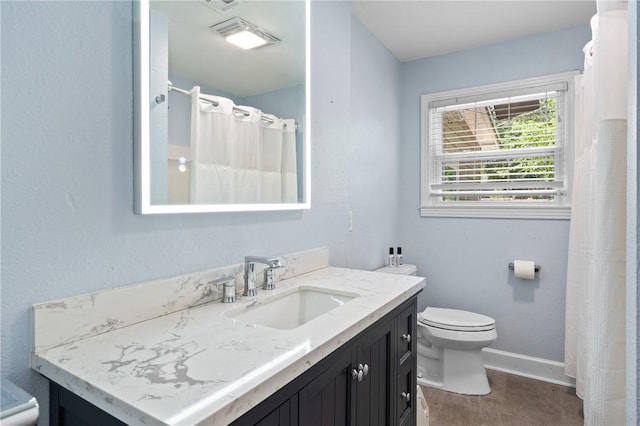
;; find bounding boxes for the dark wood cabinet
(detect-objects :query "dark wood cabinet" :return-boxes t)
[395,302,418,426]
[50,384,127,426]
[255,395,299,426]
[353,318,392,426]
[298,348,352,426]
[48,295,418,426]
[396,303,416,368]
[235,295,418,426]
[396,365,415,426]
[296,318,394,426]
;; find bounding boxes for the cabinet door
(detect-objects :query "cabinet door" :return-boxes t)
[50,383,127,426]
[396,365,415,426]
[255,395,298,426]
[354,319,392,426]
[298,349,352,426]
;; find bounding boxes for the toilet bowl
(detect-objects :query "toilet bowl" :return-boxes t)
[416,307,497,395]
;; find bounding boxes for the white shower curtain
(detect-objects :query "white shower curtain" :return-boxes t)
[564,4,627,425]
[189,86,298,204]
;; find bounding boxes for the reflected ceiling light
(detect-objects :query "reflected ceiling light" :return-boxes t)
[210,17,280,50]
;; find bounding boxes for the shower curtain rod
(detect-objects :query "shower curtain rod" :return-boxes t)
[167,82,299,132]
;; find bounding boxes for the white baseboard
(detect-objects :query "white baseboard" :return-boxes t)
[482,347,576,388]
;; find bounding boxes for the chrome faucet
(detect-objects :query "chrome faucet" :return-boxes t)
[210,276,237,303]
[244,256,282,296]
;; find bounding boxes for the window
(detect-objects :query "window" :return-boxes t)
[420,72,576,219]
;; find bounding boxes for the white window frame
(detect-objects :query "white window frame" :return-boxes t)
[420,71,577,220]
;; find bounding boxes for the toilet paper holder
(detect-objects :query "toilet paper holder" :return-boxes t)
[508,262,541,273]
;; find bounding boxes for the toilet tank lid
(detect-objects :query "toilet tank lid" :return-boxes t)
[420,307,495,328]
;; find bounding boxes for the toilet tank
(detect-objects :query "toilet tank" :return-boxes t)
[375,264,417,276]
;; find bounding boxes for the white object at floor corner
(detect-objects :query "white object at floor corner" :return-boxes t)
[416,385,429,426]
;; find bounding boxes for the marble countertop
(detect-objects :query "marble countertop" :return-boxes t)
[32,265,424,425]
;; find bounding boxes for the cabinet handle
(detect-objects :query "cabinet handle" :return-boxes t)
[401,333,411,343]
[351,368,363,382]
[359,363,369,377]
[401,391,411,402]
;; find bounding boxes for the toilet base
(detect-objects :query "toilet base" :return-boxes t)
[417,346,491,395]
[417,373,490,396]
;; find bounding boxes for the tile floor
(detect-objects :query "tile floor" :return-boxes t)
[422,369,584,426]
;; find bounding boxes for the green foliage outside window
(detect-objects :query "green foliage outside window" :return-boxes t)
[484,98,556,200]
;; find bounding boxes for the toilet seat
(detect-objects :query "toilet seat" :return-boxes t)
[419,307,495,332]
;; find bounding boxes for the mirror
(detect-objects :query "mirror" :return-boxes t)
[134,0,310,214]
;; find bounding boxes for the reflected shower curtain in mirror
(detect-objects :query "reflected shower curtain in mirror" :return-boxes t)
[260,114,284,203]
[189,87,235,203]
[189,86,297,204]
[232,105,261,204]
[564,4,627,425]
[281,119,298,203]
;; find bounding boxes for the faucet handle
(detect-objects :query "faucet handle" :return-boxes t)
[211,277,236,303]
[263,261,283,291]
[264,268,276,290]
[244,256,282,293]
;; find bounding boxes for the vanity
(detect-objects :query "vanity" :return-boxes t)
[31,248,425,425]
[31,1,426,423]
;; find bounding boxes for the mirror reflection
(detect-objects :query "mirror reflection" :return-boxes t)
[139,0,308,213]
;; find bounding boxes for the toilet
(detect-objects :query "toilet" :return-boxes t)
[416,307,496,395]
[375,264,497,396]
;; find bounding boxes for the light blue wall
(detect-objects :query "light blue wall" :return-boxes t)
[398,25,591,361]
[241,85,303,123]
[3,0,625,423]
[347,16,401,268]
[1,1,402,423]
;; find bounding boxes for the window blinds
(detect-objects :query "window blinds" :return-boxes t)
[428,88,566,203]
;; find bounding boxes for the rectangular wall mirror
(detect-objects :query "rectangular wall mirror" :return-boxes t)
[134,0,310,214]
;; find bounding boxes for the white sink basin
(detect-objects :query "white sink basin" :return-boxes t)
[227,286,358,330]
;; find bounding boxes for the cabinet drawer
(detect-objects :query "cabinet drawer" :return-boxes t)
[396,366,414,425]
[396,303,416,368]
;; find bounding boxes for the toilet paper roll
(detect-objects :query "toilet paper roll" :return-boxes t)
[514,260,536,280]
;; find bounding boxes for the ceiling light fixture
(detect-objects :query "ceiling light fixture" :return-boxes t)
[210,17,280,50]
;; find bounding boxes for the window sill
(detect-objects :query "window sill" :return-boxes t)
[420,205,571,220]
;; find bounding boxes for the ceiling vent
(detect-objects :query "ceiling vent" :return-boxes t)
[210,17,280,50]
[200,0,241,13]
